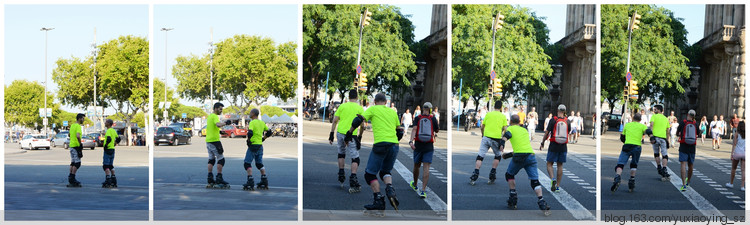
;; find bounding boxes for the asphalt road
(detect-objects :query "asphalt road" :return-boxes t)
[452,128,596,220]
[600,131,746,223]
[4,142,149,220]
[153,135,298,221]
[302,120,448,220]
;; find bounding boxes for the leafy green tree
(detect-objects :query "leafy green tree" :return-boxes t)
[303,4,417,101]
[52,110,93,128]
[174,35,297,117]
[52,35,148,144]
[452,4,554,111]
[4,80,60,129]
[153,78,180,123]
[601,5,690,112]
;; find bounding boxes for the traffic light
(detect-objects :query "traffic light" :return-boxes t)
[492,78,503,96]
[358,73,368,91]
[493,12,505,31]
[488,84,493,97]
[361,9,373,27]
[631,12,642,30]
[629,80,639,96]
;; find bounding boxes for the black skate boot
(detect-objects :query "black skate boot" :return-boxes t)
[363,193,386,217]
[257,175,268,190]
[469,170,479,185]
[507,191,518,209]
[67,174,82,187]
[242,176,255,191]
[338,169,346,188]
[660,167,670,181]
[538,198,551,216]
[628,177,636,192]
[206,172,215,188]
[213,173,230,189]
[102,176,112,188]
[611,174,621,192]
[488,169,497,184]
[348,174,361,193]
[110,175,117,187]
[385,184,399,211]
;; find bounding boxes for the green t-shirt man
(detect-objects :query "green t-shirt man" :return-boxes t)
[507,125,534,154]
[69,123,82,148]
[206,113,220,142]
[362,105,400,144]
[248,119,269,145]
[335,102,364,135]
[623,122,648,145]
[650,113,669,139]
[105,127,118,150]
[483,111,508,139]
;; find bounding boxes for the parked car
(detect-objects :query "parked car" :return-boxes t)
[20,134,50,150]
[170,122,193,136]
[155,126,191,146]
[51,131,70,148]
[200,125,207,137]
[221,125,248,138]
[605,113,622,131]
[80,136,97,150]
[87,132,105,147]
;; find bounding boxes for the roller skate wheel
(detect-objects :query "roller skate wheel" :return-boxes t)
[469,180,476,186]
[544,210,551,216]
[487,180,495,184]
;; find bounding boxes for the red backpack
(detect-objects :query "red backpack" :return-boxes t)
[549,116,569,144]
[415,115,435,143]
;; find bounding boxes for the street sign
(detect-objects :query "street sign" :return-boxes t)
[626,71,632,82]
[39,108,52,118]
[172,115,175,120]
[63,121,68,127]
[356,65,362,74]
[491,70,496,80]
[182,113,187,119]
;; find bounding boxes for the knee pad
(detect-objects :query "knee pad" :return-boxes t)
[662,155,668,160]
[338,153,346,159]
[615,164,625,171]
[505,172,515,181]
[208,159,216,165]
[351,157,360,165]
[351,115,365,128]
[364,173,377,186]
[102,165,109,171]
[530,179,541,190]
[654,153,660,158]
[494,155,503,160]
[71,162,81,169]
[630,163,638,169]
[476,155,485,161]
[379,171,391,181]
[217,158,225,166]
[244,162,252,170]
[255,162,264,170]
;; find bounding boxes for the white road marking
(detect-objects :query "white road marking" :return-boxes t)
[656,162,724,217]
[393,159,447,213]
[536,168,595,220]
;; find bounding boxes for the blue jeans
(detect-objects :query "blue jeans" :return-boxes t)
[102,150,115,165]
[244,145,264,166]
[617,144,641,168]
[506,153,539,180]
[365,143,399,175]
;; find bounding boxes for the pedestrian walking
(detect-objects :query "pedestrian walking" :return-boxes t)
[676,110,699,191]
[527,107,538,141]
[409,102,439,198]
[540,104,570,192]
[700,116,708,144]
[402,109,413,128]
[726,121,745,191]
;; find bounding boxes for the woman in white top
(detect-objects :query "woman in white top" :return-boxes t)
[669,117,679,148]
[726,121,745,191]
[402,109,413,128]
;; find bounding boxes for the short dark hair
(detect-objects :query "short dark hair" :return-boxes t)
[76,113,85,121]
[374,93,387,103]
[494,100,502,110]
[213,102,224,110]
[250,108,260,117]
[633,113,641,122]
[349,89,358,99]
[510,114,520,124]
[653,104,663,112]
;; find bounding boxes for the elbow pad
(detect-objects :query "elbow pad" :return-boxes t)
[396,127,405,141]
[351,115,365,128]
[502,131,513,140]
[645,129,653,136]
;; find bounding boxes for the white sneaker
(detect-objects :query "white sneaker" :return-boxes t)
[725,183,734,188]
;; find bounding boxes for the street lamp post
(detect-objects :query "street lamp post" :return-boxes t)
[209,27,214,107]
[161,28,173,125]
[92,28,101,130]
[41,27,54,136]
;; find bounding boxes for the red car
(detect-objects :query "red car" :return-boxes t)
[221,125,248,138]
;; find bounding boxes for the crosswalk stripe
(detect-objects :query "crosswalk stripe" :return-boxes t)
[655,162,724,217]
[393,159,447,212]
[536,168,595,220]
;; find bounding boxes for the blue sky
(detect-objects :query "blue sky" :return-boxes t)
[4,5,148,113]
[660,4,705,45]
[393,4,433,42]
[520,4,567,44]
